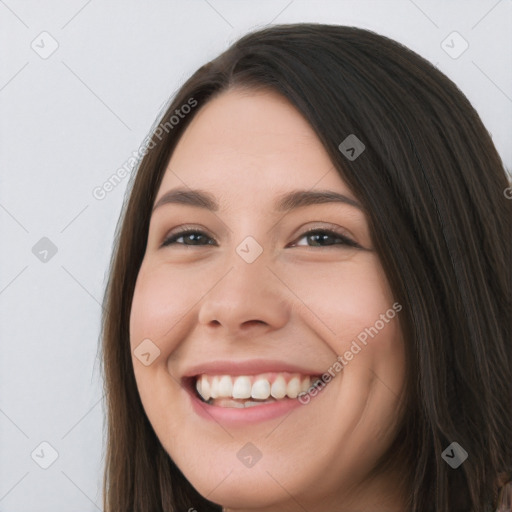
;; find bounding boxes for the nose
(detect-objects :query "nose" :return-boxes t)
[197,248,290,338]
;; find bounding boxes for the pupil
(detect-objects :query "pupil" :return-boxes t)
[188,234,202,244]
[311,234,331,245]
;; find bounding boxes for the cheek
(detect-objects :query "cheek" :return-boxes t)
[129,264,203,355]
[128,264,202,436]
[282,255,396,345]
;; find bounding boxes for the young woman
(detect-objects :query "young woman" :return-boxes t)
[99,23,512,512]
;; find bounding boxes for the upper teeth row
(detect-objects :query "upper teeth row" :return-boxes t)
[195,373,314,401]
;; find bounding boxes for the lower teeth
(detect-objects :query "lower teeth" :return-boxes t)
[206,397,280,408]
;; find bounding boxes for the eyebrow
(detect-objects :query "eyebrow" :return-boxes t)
[151,187,363,214]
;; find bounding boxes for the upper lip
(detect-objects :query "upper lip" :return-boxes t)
[182,359,324,378]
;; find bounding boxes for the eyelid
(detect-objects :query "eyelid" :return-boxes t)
[291,222,356,242]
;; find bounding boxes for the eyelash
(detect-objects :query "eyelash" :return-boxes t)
[160,227,361,249]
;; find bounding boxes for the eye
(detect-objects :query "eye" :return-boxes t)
[161,229,216,247]
[160,227,360,249]
[291,228,361,249]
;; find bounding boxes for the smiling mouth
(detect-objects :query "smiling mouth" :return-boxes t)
[187,372,322,408]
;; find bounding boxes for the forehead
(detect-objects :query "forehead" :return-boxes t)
[158,88,354,207]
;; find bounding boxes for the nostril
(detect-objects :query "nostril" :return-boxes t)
[242,320,266,328]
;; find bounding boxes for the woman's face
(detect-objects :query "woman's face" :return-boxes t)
[129,88,407,511]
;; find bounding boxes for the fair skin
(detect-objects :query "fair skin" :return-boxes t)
[129,88,409,511]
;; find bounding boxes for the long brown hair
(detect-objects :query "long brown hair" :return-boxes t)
[99,23,512,511]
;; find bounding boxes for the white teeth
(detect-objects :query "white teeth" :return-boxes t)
[217,375,233,397]
[244,399,274,408]
[287,377,301,398]
[251,378,271,400]
[270,376,287,399]
[232,376,252,399]
[195,373,318,403]
[210,376,220,399]
[196,375,211,401]
[209,398,277,408]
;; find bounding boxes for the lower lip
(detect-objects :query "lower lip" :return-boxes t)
[186,385,307,426]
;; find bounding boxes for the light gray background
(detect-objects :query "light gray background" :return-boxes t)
[1,1,511,510]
